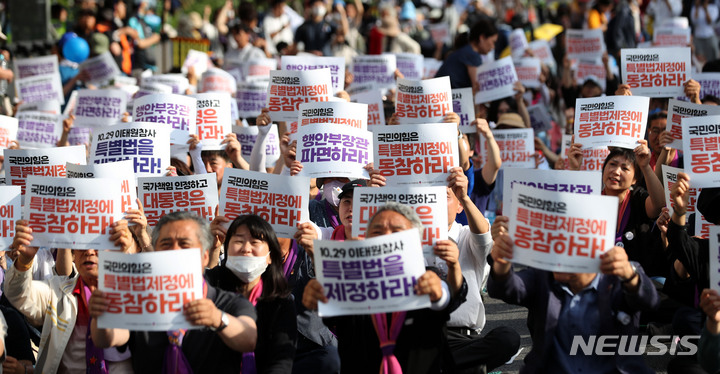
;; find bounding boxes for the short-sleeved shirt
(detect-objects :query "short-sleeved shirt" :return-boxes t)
[435,44,482,89]
[128,281,256,374]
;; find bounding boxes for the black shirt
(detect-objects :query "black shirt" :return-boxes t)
[128,281,256,374]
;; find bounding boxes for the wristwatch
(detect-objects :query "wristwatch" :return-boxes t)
[620,263,638,283]
[211,311,229,332]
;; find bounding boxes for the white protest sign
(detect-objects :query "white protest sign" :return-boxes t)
[0,115,18,148]
[515,58,541,89]
[237,80,269,119]
[73,89,127,127]
[574,58,607,91]
[219,168,310,238]
[574,96,649,149]
[199,68,237,95]
[566,29,605,60]
[528,104,552,132]
[560,134,610,171]
[351,89,386,128]
[281,55,346,93]
[182,49,210,79]
[240,58,278,79]
[232,125,281,168]
[395,77,452,124]
[296,124,372,179]
[80,52,122,85]
[528,40,556,68]
[427,23,451,45]
[192,92,232,150]
[352,55,397,90]
[16,111,62,148]
[64,91,79,117]
[133,93,197,143]
[711,226,720,293]
[423,58,443,79]
[142,74,190,94]
[299,101,368,130]
[620,47,691,97]
[67,127,92,146]
[374,123,459,185]
[681,115,720,187]
[477,129,535,168]
[136,82,173,98]
[393,53,424,80]
[14,55,58,79]
[502,168,602,216]
[97,249,204,331]
[138,174,218,227]
[16,74,65,105]
[89,122,171,177]
[67,160,138,213]
[0,186,21,249]
[653,26,691,47]
[17,100,61,114]
[666,99,720,149]
[2,146,86,196]
[267,69,332,122]
[661,165,701,217]
[693,72,720,101]
[352,186,448,260]
[23,175,124,249]
[509,184,617,273]
[510,28,529,59]
[452,88,476,134]
[315,229,431,317]
[475,57,518,104]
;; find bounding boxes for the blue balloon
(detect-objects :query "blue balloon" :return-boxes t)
[58,32,78,49]
[62,36,90,63]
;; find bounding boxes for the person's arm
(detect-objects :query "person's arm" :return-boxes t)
[54,248,73,276]
[514,82,531,128]
[434,240,463,297]
[57,113,74,147]
[468,65,479,98]
[653,130,677,182]
[444,112,471,171]
[635,140,665,217]
[4,221,51,327]
[126,199,152,251]
[89,305,131,348]
[222,133,250,170]
[535,136,559,168]
[135,33,161,49]
[448,167,488,234]
[183,298,257,352]
[475,118,502,185]
[685,79,702,105]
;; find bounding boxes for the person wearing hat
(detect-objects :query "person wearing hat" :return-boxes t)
[308,177,351,229]
[331,179,366,240]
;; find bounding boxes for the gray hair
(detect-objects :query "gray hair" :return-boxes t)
[151,211,214,252]
[367,201,424,237]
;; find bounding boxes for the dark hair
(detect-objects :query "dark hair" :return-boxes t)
[702,59,720,73]
[223,215,290,300]
[602,147,640,183]
[201,149,231,162]
[238,1,257,24]
[469,18,498,43]
[593,0,612,10]
[703,95,720,105]
[270,0,286,7]
[648,111,668,123]
[170,157,193,176]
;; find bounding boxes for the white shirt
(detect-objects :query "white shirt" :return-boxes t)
[224,44,266,68]
[648,0,682,26]
[446,221,493,331]
[263,13,294,55]
[692,4,719,38]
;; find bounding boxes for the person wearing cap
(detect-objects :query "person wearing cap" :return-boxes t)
[443,166,521,373]
[330,179,366,240]
[308,177,351,229]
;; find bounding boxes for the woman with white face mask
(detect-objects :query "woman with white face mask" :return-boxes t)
[206,214,297,374]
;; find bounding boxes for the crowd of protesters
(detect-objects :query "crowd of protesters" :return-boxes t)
[0,0,720,373]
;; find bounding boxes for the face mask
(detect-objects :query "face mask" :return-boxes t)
[313,5,327,18]
[226,254,269,283]
[323,180,343,207]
